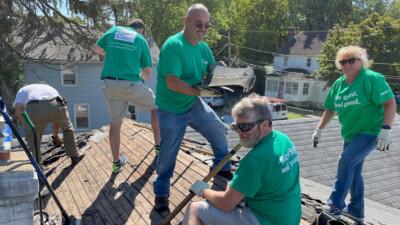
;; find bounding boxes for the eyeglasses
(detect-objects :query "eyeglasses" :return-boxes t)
[194,22,212,29]
[188,18,211,29]
[339,58,359,66]
[231,120,264,132]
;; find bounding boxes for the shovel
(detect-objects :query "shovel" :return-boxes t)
[163,143,241,225]
[0,98,72,225]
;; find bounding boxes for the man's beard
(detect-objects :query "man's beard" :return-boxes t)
[239,127,263,148]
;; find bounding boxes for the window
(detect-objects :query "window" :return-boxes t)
[62,64,77,87]
[293,83,298,95]
[267,80,279,92]
[284,57,288,66]
[303,83,309,95]
[74,104,89,129]
[285,82,292,94]
[285,82,299,95]
[307,57,312,67]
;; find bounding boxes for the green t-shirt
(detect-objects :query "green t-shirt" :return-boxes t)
[230,131,301,225]
[97,26,152,82]
[155,32,215,113]
[324,69,394,141]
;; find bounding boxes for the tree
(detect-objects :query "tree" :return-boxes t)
[287,0,353,30]
[0,0,102,112]
[316,13,400,91]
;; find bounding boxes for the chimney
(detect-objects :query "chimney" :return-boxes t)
[287,27,295,40]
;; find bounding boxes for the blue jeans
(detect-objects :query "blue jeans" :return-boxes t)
[153,98,230,197]
[328,133,376,218]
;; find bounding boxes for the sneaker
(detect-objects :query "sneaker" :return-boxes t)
[112,156,127,173]
[154,146,160,156]
[322,204,341,219]
[154,195,169,211]
[51,135,63,147]
[342,207,364,223]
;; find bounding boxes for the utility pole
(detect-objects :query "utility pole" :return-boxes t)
[228,29,231,67]
[219,30,232,67]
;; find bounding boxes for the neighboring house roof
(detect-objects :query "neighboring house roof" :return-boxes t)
[266,71,319,84]
[185,114,400,218]
[275,31,328,56]
[283,68,311,74]
[13,23,160,64]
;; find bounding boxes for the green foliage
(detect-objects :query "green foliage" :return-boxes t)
[317,13,400,90]
[287,0,353,30]
[387,0,400,19]
[0,8,25,111]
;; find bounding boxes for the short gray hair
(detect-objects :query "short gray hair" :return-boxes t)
[232,93,272,126]
[186,3,208,19]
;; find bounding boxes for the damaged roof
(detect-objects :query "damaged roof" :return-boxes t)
[10,114,400,224]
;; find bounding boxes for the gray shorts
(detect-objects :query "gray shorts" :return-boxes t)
[198,201,261,225]
[101,79,156,122]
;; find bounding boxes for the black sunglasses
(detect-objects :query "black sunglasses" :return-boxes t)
[339,58,359,66]
[231,120,264,132]
[194,22,212,29]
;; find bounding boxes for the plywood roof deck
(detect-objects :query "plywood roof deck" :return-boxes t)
[39,119,230,225]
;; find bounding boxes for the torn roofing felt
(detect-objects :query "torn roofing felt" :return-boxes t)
[202,63,256,93]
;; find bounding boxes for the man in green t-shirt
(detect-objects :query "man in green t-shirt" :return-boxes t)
[183,94,302,225]
[93,19,160,174]
[153,4,232,211]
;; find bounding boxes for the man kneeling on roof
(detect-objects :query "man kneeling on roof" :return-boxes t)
[183,93,302,225]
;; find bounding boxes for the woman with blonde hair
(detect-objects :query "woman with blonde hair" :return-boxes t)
[311,45,396,222]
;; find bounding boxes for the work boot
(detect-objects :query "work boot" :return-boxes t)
[70,152,85,165]
[154,195,169,211]
[52,135,63,147]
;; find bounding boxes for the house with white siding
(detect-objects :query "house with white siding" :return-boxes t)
[14,24,159,135]
[265,28,330,108]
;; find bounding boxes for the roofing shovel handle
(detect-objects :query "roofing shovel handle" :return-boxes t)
[21,112,44,225]
[163,143,242,225]
[0,99,71,225]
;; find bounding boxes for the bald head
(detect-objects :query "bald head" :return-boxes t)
[186,3,209,19]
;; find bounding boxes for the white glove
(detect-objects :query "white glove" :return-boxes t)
[312,129,322,147]
[189,180,209,198]
[376,128,391,151]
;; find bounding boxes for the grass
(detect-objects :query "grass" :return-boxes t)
[288,113,307,119]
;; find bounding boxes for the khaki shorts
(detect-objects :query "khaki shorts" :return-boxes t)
[101,79,156,122]
[198,201,261,225]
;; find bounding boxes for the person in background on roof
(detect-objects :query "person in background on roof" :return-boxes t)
[183,93,301,225]
[152,3,232,211]
[312,45,396,223]
[93,19,161,174]
[13,83,84,166]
